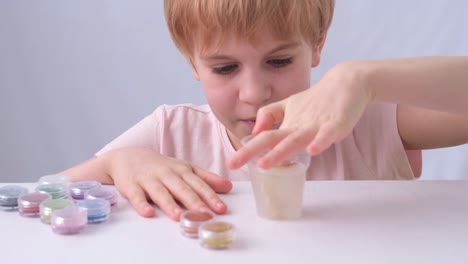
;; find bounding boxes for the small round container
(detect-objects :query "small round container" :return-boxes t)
[77,198,110,223]
[69,181,101,200]
[36,183,68,199]
[199,221,235,249]
[84,188,118,206]
[40,198,74,224]
[180,209,215,238]
[51,205,87,235]
[18,192,52,217]
[0,185,28,211]
[38,174,70,186]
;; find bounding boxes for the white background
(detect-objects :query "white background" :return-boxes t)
[1,0,467,182]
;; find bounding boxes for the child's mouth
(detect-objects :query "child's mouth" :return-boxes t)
[242,119,256,130]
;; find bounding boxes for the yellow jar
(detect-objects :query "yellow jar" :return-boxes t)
[198,221,234,249]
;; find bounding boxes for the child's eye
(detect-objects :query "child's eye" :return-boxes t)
[212,64,238,75]
[268,58,293,67]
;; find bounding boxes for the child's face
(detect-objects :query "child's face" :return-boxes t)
[191,31,321,149]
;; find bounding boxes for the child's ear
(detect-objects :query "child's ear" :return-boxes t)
[311,33,328,68]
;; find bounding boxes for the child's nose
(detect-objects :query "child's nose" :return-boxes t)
[238,70,271,105]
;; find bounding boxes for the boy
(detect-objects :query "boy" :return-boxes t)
[63,0,468,221]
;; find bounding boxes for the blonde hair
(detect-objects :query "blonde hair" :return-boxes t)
[164,0,334,60]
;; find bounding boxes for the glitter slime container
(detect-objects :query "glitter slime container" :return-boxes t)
[69,181,101,200]
[0,185,28,211]
[242,135,310,220]
[84,188,118,206]
[180,209,215,238]
[38,174,70,186]
[77,198,110,223]
[199,221,235,249]
[36,183,69,199]
[40,198,74,224]
[18,192,51,216]
[51,205,87,235]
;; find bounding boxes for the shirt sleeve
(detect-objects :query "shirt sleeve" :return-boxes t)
[352,103,416,180]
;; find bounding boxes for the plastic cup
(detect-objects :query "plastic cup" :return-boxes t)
[242,136,310,220]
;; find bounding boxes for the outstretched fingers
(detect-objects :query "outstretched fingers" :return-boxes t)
[119,183,156,218]
[161,174,208,212]
[227,130,287,169]
[256,127,317,169]
[307,122,349,156]
[143,180,183,221]
[192,165,232,194]
[183,169,229,214]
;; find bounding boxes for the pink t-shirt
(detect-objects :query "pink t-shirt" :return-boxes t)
[96,103,419,180]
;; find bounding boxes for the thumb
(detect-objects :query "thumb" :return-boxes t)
[253,100,286,135]
[192,165,233,194]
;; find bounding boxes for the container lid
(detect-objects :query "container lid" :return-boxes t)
[199,221,235,249]
[77,198,110,217]
[180,209,215,228]
[18,192,51,207]
[36,183,68,199]
[0,185,28,206]
[40,198,73,212]
[85,188,118,205]
[38,174,70,186]
[51,205,88,226]
[199,221,235,236]
[69,181,102,197]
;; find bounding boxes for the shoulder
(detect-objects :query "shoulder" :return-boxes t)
[160,103,211,114]
[154,104,213,120]
[153,104,219,133]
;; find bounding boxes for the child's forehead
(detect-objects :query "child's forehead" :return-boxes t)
[193,28,305,56]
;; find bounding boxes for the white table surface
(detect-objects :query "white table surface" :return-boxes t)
[1,181,467,264]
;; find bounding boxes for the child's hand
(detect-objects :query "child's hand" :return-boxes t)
[228,62,371,169]
[104,147,232,220]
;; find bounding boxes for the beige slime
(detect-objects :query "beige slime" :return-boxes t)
[249,162,307,220]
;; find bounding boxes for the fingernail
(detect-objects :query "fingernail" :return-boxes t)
[141,204,153,212]
[216,202,225,209]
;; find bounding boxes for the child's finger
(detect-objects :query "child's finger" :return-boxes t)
[160,174,208,211]
[226,130,287,169]
[119,183,155,218]
[143,180,183,221]
[307,123,343,156]
[192,165,232,194]
[257,127,316,169]
[182,171,228,214]
[253,100,286,135]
